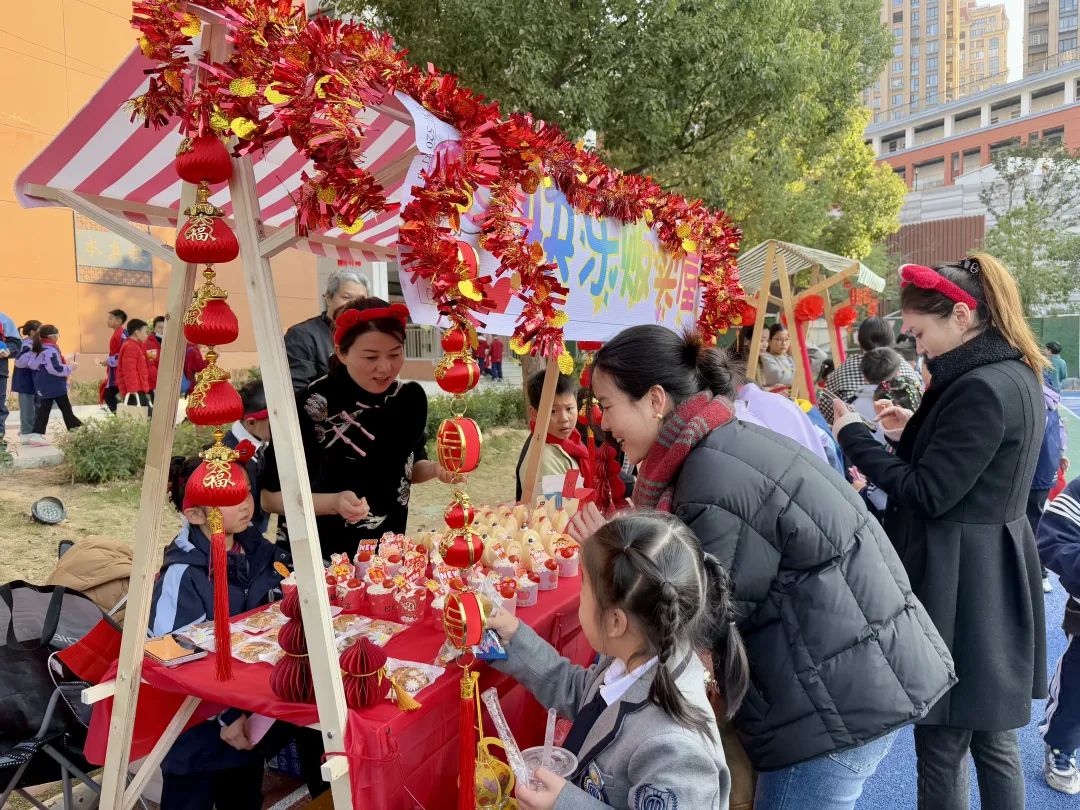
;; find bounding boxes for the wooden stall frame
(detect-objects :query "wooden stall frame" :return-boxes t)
[521,356,563,504]
[92,17,353,810]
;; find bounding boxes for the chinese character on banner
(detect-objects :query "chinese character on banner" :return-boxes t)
[653,252,679,322]
[578,217,619,312]
[541,188,576,285]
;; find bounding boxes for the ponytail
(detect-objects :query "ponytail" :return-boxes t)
[594,324,737,405]
[968,252,1048,372]
[702,554,749,719]
[900,252,1048,372]
[32,324,58,354]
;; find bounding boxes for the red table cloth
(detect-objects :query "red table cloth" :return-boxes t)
[87,579,592,809]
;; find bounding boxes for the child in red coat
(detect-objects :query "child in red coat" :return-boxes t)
[117,319,152,417]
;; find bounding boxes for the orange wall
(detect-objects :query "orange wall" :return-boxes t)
[0,0,319,382]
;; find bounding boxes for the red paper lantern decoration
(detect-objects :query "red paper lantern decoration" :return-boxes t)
[794,294,825,323]
[436,417,483,476]
[435,353,481,395]
[270,649,315,703]
[341,637,388,709]
[833,304,858,328]
[175,183,239,265]
[277,620,308,656]
[175,135,232,185]
[441,529,485,569]
[440,324,472,354]
[186,352,243,426]
[280,587,302,620]
[183,268,240,346]
[737,300,758,326]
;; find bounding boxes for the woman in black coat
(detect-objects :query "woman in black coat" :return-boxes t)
[571,325,955,810]
[833,253,1048,810]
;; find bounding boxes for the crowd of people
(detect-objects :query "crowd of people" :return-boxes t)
[6,253,1080,809]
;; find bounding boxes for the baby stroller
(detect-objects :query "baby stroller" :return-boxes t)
[0,576,135,810]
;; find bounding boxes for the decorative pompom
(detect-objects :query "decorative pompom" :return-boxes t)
[794,295,825,323]
[833,304,858,328]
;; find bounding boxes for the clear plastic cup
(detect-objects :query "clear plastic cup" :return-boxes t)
[521,745,578,781]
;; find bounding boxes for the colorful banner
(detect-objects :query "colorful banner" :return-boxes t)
[397,144,700,340]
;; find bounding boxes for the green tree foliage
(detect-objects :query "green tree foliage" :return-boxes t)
[326,0,900,259]
[980,140,1080,315]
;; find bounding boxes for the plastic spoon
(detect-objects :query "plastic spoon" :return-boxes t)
[541,707,557,772]
[481,687,531,787]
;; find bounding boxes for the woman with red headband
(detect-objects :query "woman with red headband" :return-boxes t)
[832,253,1048,810]
[261,297,451,558]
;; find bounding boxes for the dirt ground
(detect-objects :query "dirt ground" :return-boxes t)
[0,428,528,585]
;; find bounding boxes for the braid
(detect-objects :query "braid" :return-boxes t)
[703,554,749,719]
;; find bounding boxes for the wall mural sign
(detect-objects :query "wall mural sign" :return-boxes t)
[74,213,153,287]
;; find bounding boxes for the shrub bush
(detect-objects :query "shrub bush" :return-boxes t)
[58,417,216,484]
[425,386,527,455]
[69,379,104,406]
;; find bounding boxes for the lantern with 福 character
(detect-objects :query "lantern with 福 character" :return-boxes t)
[174,182,239,266]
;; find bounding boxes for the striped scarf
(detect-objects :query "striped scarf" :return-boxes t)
[636,392,734,511]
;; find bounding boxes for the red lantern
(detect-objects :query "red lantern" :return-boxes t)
[175,184,239,265]
[340,637,388,709]
[277,620,308,656]
[737,300,758,326]
[441,529,485,569]
[186,354,244,426]
[444,499,476,530]
[444,591,485,647]
[183,268,239,346]
[175,135,232,185]
[435,353,480,395]
[436,417,483,475]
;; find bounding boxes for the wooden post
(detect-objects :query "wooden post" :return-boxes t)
[746,241,777,382]
[521,356,561,503]
[813,266,845,369]
[229,153,354,808]
[775,253,807,401]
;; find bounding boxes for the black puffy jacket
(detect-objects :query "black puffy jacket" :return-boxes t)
[283,314,333,393]
[671,419,956,771]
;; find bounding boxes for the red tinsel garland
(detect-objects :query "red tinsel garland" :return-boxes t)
[129,0,743,356]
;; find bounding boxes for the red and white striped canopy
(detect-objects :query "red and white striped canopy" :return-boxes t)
[16,48,426,263]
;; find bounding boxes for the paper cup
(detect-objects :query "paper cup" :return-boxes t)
[368,589,397,619]
[557,555,580,578]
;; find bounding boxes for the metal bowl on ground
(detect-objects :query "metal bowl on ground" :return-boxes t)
[31,496,66,525]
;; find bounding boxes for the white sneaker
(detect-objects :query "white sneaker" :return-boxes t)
[20,434,31,445]
[1044,578,1054,594]
[1046,746,1080,794]
[26,434,50,447]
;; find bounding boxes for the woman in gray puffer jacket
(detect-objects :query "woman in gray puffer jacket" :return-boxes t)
[571,325,956,810]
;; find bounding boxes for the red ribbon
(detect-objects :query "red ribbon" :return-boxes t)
[243,409,269,421]
[899,264,978,309]
[334,304,410,345]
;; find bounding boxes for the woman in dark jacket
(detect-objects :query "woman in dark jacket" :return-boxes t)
[832,253,1047,810]
[574,325,955,810]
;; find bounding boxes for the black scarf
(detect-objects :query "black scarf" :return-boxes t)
[896,328,1022,461]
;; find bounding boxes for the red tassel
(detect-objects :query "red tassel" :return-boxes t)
[208,508,233,681]
[458,670,478,810]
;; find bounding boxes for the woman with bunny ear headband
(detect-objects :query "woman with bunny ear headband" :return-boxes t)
[832,252,1049,810]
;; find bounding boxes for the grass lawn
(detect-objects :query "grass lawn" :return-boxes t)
[0,428,529,586]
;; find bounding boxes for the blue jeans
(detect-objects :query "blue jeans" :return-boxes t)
[755,731,897,810]
[19,392,38,436]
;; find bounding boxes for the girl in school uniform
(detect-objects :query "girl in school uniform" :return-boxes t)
[12,319,41,443]
[486,512,748,810]
[27,324,82,445]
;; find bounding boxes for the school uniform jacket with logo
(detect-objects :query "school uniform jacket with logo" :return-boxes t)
[494,622,727,810]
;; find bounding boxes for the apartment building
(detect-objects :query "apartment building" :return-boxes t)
[865,0,1010,124]
[1024,0,1080,76]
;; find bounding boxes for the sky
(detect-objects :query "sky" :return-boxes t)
[1003,0,1024,81]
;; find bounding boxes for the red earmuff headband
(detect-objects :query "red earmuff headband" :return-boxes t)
[334,304,410,345]
[898,263,979,310]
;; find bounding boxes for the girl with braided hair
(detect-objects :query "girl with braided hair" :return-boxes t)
[487,512,746,810]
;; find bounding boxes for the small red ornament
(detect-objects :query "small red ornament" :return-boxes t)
[175,135,232,185]
[444,590,485,648]
[183,268,239,346]
[340,637,388,709]
[435,353,481,395]
[441,529,484,569]
[440,325,471,354]
[277,619,308,656]
[444,499,476,531]
[175,184,239,265]
[737,300,758,327]
[436,417,483,476]
[269,646,315,703]
[280,587,302,620]
[186,352,243,426]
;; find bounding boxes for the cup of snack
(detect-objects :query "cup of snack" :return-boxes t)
[325,574,340,606]
[516,573,539,608]
[538,559,559,591]
[385,552,403,578]
[498,579,518,617]
[367,582,397,619]
[431,594,446,631]
[338,578,366,612]
[396,585,427,625]
[556,547,580,578]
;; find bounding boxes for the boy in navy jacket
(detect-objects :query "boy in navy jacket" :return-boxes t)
[149,456,324,809]
[1037,477,1080,794]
